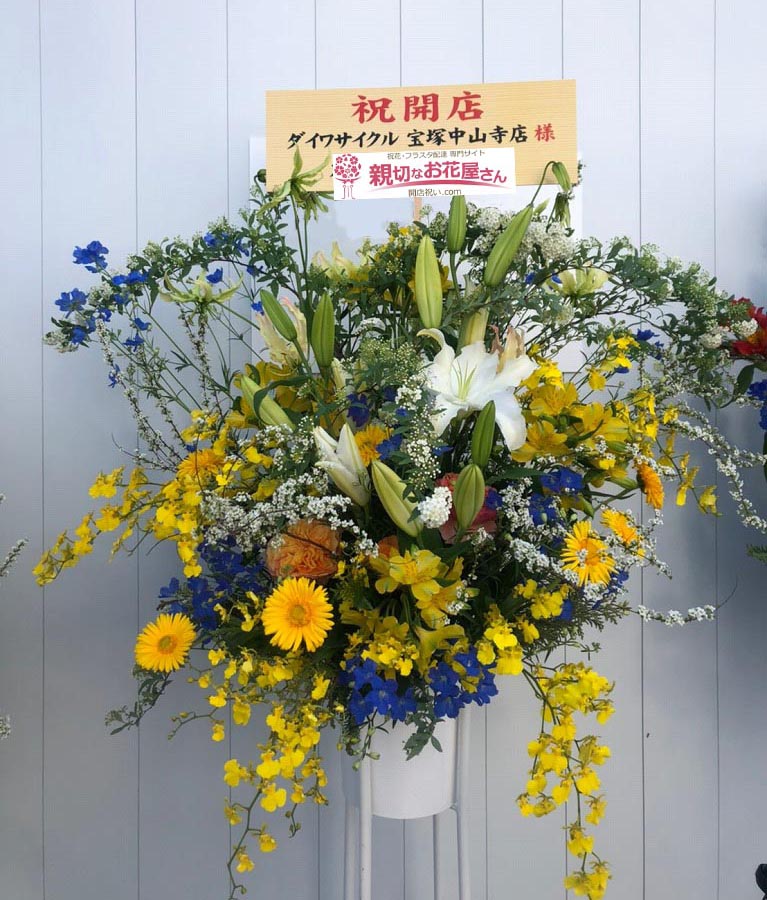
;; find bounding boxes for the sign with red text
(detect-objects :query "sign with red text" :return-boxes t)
[266,80,576,191]
[332,148,516,200]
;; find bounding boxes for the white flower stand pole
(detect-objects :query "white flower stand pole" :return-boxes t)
[342,708,472,900]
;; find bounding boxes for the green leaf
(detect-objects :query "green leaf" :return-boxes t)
[736,363,756,397]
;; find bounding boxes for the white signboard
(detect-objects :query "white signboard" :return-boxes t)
[331,148,517,201]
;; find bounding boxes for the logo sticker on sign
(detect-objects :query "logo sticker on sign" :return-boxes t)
[332,148,516,201]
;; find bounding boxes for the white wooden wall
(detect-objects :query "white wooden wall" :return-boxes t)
[1,2,766,898]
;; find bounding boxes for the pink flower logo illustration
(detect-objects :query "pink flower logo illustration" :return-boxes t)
[334,154,362,199]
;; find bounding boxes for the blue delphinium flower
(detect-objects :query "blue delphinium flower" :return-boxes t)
[206,267,224,284]
[347,392,372,428]
[55,288,87,316]
[635,327,664,358]
[341,657,417,724]
[377,433,403,460]
[159,577,181,599]
[429,651,497,719]
[528,493,558,526]
[124,334,144,351]
[113,270,149,287]
[540,467,583,494]
[133,317,150,331]
[108,365,120,388]
[485,488,503,510]
[250,299,263,313]
[557,598,574,621]
[73,240,109,272]
[747,380,767,430]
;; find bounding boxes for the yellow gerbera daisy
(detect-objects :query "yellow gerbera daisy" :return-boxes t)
[177,448,223,481]
[560,521,615,586]
[600,509,640,546]
[636,462,664,509]
[262,577,333,652]
[354,423,391,466]
[135,612,196,672]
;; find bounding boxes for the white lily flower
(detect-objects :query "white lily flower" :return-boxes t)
[313,424,371,506]
[419,328,536,452]
[253,297,308,367]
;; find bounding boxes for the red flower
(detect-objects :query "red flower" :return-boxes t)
[436,473,498,543]
[731,299,767,358]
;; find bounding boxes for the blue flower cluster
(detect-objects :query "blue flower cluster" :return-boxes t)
[55,288,87,315]
[747,380,767,430]
[73,240,109,272]
[540,466,583,494]
[528,492,558,526]
[341,658,417,724]
[636,328,664,358]
[160,540,266,634]
[429,649,498,718]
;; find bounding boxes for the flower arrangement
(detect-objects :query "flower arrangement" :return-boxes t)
[35,156,766,899]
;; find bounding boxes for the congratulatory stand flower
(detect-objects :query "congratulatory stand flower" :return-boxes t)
[34,155,767,900]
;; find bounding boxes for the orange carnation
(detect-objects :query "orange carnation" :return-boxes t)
[266,519,340,582]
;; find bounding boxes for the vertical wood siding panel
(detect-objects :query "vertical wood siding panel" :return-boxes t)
[564,4,644,898]
[639,2,718,899]
[564,1,641,240]
[135,3,231,899]
[39,3,139,899]
[0,3,44,897]
[398,5,484,897]
[715,2,767,896]
[483,6,565,898]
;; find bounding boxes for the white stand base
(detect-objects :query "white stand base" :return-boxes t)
[343,708,472,900]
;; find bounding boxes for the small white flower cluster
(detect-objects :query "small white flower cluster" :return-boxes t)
[732,318,758,339]
[700,330,724,350]
[0,714,9,740]
[359,317,386,333]
[43,330,79,353]
[417,486,452,529]
[520,221,575,261]
[403,437,439,484]
[636,604,716,626]
[395,375,427,411]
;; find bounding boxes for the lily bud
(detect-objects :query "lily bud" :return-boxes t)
[239,373,260,415]
[483,206,533,287]
[414,235,443,329]
[370,460,421,536]
[458,308,489,349]
[260,289,298,342]
[330,359,348,393]
[453,464,485,531]
[471,402,496,468]
[257,395,294,430]
[551,161,572,193]
[310,293,335,368]
[446,195,467,254]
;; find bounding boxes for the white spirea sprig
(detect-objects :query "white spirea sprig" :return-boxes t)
[636,604,716,626]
